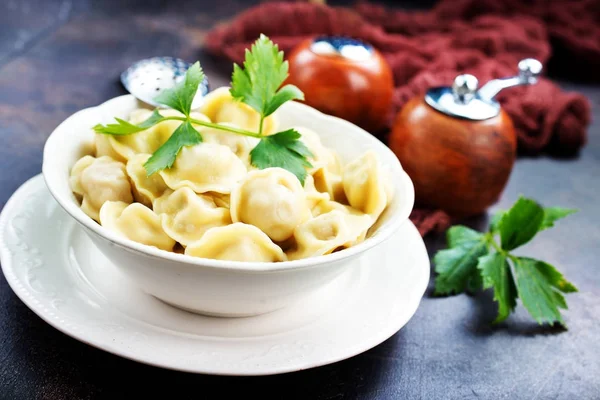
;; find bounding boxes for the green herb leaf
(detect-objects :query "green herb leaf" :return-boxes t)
[433,195,577,327]
[447,225,484,248]
[540,207,578,230]
[143,121,202,175]
[512,257,577,326]
[466,270,484,294]
[264,85,305,116]
[489,209,506,233]
[478,252,517,323]
[433,226,489,295]
[154,62,205,116]
[499,197,545,250]
[93,109,165,135]
[250,129,313,184]
[230,34,304,119]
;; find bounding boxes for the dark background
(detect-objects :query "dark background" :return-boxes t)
[0,0,599,399]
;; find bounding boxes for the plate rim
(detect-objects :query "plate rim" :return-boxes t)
[0,174,430,376]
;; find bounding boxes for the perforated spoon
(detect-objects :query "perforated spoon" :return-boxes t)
[120,56,209,109]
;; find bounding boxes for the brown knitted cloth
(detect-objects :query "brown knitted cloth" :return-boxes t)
[205,0,593,236]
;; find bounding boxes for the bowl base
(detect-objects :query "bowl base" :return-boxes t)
[155,297,287,318]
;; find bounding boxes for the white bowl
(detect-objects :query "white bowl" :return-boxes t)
[42,95,414,317]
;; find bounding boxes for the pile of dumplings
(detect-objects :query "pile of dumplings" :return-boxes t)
[69,87,393,263]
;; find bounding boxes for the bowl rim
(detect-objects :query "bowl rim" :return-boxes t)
[42,94,414,273]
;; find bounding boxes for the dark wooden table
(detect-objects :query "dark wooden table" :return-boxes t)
[1,1,599,399]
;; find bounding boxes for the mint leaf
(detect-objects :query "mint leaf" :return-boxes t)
[512,257,577,326]
[93,110,165,135]
[499,197,544,250]
[433,226,489,295]
[478,252,517,323]
[143,121,202,175]
[154,62,204,116]
[230,34,303,119]
[540,207,577,230]
[250,129,313,184]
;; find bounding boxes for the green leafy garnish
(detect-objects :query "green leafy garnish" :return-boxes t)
[433,226,488,295]
[92,34,312,183]
[143,121,202,175]
[540,207,578,230]
[92,110,165,135]
[499,197,545,250]
[478,252,517,323]
[154,62,204,116]
[250,129,313,184]
[512,257,576,326]
[230,34,304,132]
[228,34,311,182]
[433,196,578,327]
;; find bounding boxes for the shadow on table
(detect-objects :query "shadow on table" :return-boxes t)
[461,288,567,337]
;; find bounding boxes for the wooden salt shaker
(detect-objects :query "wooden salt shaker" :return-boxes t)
[389,59,543,217]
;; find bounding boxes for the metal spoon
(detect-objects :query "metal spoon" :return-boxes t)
[120,56,210,109]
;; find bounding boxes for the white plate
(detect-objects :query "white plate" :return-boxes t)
[0,174,430,376]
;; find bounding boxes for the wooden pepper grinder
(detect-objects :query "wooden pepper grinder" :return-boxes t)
[389,59,543,217]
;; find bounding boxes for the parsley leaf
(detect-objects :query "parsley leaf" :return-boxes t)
[540,207,578,230]
[93,110,165,135]
[433,226,488,295]
[264,84,304,117]
[513,257,577,326]
[466,271,484,294]
[489,209,506,233]
[143,121,202,175]
[478,252,517,323]
[230,34,304,130]
[432,196,578,327]
[250,129,313,184]
[154,61,205,116]
[499,196,545,250]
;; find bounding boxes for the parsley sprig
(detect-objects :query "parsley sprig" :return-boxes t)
[93,34,312,184]
[230,34,304,135]
[433,196,578,327]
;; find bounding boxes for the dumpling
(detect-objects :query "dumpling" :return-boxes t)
[310,199,367,219]
[303,174,330,210]
[126,154,168,207]
[95,134,126,162]
[159,143,247,194]
[152,187,231,246]
[69,155,133,222]
[342,150,388,220]
[295,126,340,173]
[207,192,230,209]
[200,122,259,166]
[287,210,373,260]
[311,166,347,204]
[99,201,175,251]
[108,109,210,160]
[198,87,277,135]
[230,167,311,242]
[69,155,95,197]
[185,222,286,262]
